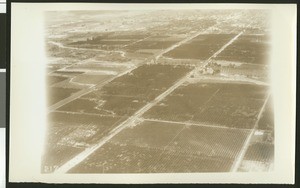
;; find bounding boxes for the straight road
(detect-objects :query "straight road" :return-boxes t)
[54,29,245,174]
[230,93,271,172]
[48,23,221,112]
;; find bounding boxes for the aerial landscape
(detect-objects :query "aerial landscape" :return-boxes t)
[43,9,274,173]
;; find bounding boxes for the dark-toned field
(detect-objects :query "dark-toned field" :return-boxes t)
[125,40,180,52]
[144,82,268,129]
[68,120,249,173]
[42,112,125,172]
[218,63,269,81]
[257,98,274,131]
[216,35,270,64]
[163,34,235,60]
[244,142,274,162]
[71,74,113,85]
[47,87,80,106]
[47,76,69,85]
[44,10,273,174]
[57,64,192,116]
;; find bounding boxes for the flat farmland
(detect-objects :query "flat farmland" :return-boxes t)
[47,87,80,106]
[218,63,269,81]
[103,64,193,99]
[42,112,125,173]
[163,34,236,60]
[47,44,100,60]
[105,64,190,95]
[66,33,151,50]
[71,73,113,85]
[47,75,69,85]
[144,82,268,129]
[68,120,249,173]
[64,62,130,73]
[106,34,149,39]
[56,64,192,116]
[194,96,263,129]
[57,96,147,116]
[257,98,274,131]
[50,78,87,90]
[53,71,85,76]
[43,10,274,174]
[165,125,249,159]
[215,35,270,64]
[238,137,274,172]
[144,82,220,122]
[244,142,274,162]
[125,40,180,52]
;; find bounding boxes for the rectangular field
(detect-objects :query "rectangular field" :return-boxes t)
[218,63,270,81]
[144,82,268,129]
[42,112,124,173]
[238,130,274,172]
[71,73,113,85]
[125,40,180,52]
[215,35,270,64]
[68,120,249,173]
[47,75,69,85]
[64,62,129,73]
[57,64,193,116]
[47,87,80,106]
[57,96,147,116]
[257,98,274,131]
[163,34,235,60]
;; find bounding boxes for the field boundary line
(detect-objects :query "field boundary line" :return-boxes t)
[230,93,271,172]
[142,118,252,132]
[48,66,136,112]
[53,28,245,174]
[197,88,221,114]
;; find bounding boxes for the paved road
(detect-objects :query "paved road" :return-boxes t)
[54,29,245,174]
[48,23,221,113]
[230,93,271,172]
[142,118,253,131]
[48,66,136,112]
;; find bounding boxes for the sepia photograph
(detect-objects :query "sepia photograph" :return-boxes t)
[9,3,296,184]
[44,9,273,174]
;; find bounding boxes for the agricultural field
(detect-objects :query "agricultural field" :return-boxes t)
[63,62,131,73]
[43,9,274,174]
[217,62,270,82]
[257,98,274,131]
[42,112,125,172]
[57,64,192,116]
[144,82,268,129]
[68,120,249,173]
[215,35,270,64]
[125,40,180,53]
[238,130,274,172]
[71,73,113,85]
[47,75,69,86]
[163,34,236,60]
[47,87,80,106]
